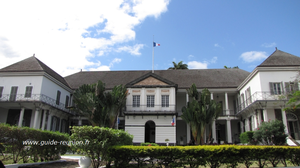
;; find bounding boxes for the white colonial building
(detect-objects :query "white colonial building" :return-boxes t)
[0,49,299,145]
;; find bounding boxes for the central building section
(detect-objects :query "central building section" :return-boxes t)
[124,73,177,145]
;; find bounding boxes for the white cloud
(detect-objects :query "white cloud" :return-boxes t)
[89,58,121,71]
[188,61,208,69]
[116,44,144,55]
[240,51,268,63]
[187,56,217,69]
[214,43,223,49]
[188,55,194,59]
[210,57,217,63]
[261,42,276,48]
[0,0,170,76]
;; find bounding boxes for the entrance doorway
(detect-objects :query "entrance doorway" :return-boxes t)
[145,120,155,143]
[287,113,299,140]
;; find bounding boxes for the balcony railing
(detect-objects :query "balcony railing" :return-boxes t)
[238,91,289,112]
[0,94,73,114]
[125,104,176,112]
[219,110,237,116]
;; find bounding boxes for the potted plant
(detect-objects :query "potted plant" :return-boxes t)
[165,139,169,146]
[180,136,184,145]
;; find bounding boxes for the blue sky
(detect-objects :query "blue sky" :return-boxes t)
[0,0,299,76]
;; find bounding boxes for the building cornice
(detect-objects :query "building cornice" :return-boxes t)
[0,71,73,93]
[237,66,300,91]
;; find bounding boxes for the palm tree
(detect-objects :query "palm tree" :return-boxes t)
[181,84,221,145]
[224,66,239,69]
[72,80,128,128]
[168,61,188,70]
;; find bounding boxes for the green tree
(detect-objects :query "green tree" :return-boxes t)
[181,84,221,145]
[253,120,287,145]
[168,61,188,70]
[73,80,128,128]
[224,66,239,69]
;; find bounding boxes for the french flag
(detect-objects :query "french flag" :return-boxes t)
[171,117,175,126]
[153,42,160,47]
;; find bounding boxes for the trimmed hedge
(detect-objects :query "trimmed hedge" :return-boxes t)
[0,123,69,164]
[108,145,300,168]
[140,142,159,146]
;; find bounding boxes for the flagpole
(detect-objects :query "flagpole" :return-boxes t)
[152,35,154,73]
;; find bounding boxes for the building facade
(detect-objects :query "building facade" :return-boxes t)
[0,49,299,145]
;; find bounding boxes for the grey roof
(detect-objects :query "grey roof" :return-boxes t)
[65,69,250,90]
[0,56,70,87]
[258,50,300,67]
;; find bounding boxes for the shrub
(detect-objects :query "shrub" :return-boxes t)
[140,142,159,146]
[69,126,133,168]
[253,120,287,145]
[240,131,256,145]
[0,123,69,164]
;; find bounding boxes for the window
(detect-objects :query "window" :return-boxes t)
[56,91,61,105]
[285,81,299,94]
[246,87,252,105]
[132,95,140,107]
[241,93,245,109]
[25,86,33,98]
[147,95,155,107]
[9,86,18,101]
[65,95,69,108]
[161,95,169,107]
[0,86,3,98]
[270,82,282,95]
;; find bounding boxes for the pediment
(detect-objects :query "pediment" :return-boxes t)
[125,72,177,88]
[134,76,168,86]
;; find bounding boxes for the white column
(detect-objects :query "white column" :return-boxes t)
[141,88,145,111]
[226,119,232,143]
[240,121,244,133]
[186,93,189,105]
[33,108,40,129]
[47,112,52,131]
[263,109,268,122]
[211,93,213,100]
[212,120,217,143]
[155,87,159,111]
[225,92,229,115]
[281,109,289,134]
[78,116,82,126]
[186,123,191,144]
[254,113,258,129]
[245,118,249,131]
[18,108,25,127]
[41,110,47,130]
[257,110,261,126]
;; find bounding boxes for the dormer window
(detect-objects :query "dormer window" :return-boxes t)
[161,95,169,107]
[132,95,140,107]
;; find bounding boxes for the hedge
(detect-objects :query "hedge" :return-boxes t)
[108,145,300,168]
[69,126,133,168]
[0,123,69,164]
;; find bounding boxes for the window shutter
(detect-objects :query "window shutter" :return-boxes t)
[0,87,3,98]
[293,80,299,91]
[248,87,252,103]
[269,82,274,95]
[281,81,284,94]
[285,82,290,94]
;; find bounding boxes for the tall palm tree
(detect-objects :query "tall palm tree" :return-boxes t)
[168,61,188,70]
[181,84,221,145]
[73,80,128,128]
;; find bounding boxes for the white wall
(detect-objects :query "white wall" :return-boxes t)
[0,76,43,95]
[125,115,176,143]
[259,71,298,91]
[126,87,176,112]
[40,77,71,105]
